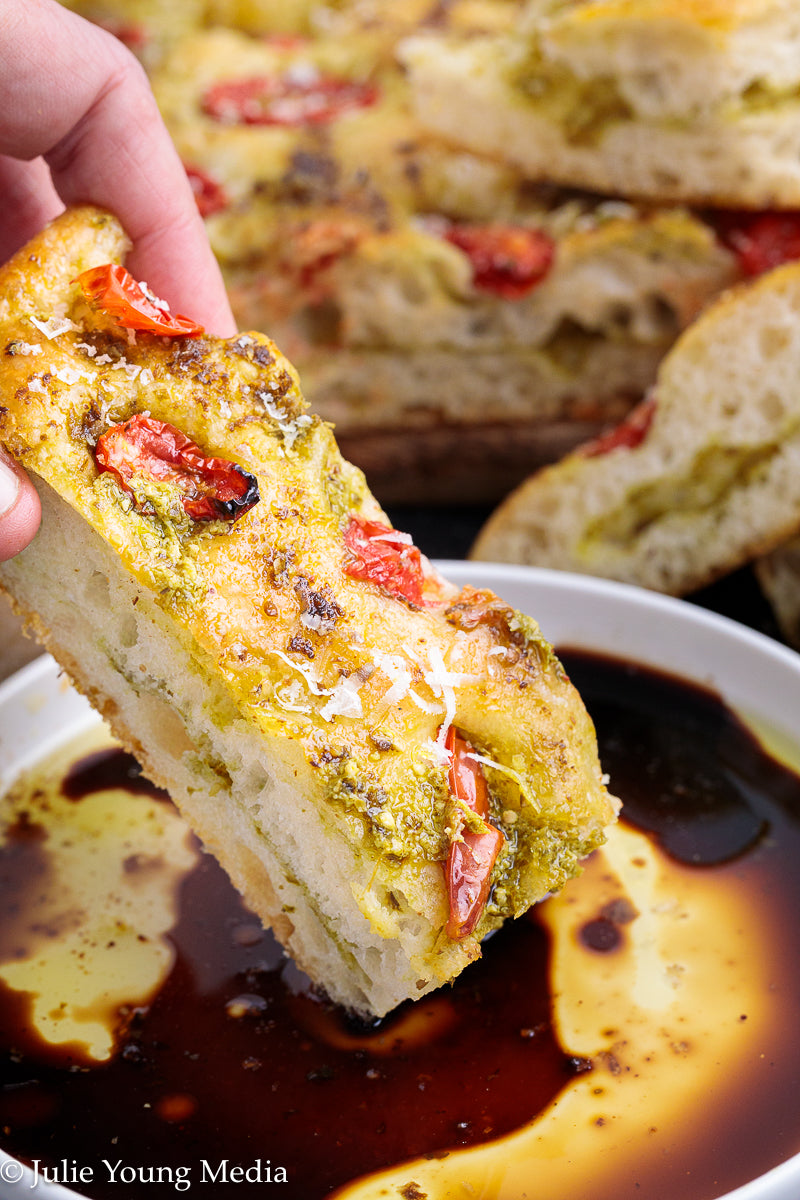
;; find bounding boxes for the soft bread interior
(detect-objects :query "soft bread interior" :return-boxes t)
[2,479,450,1016]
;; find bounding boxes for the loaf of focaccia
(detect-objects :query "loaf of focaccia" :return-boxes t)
[0,208,617,1016]
[150,24,741,500]
[401,0,800,208]
[472,261,800,595]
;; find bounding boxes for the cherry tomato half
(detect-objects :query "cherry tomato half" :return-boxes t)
[581,393,657,458]
[342,515,425,606]
[185,165,229,219]
[201,74,379,127]
[95,18,149,53]
[444,726,504,941]
[95,413,259,523]
[710,210,800,278]
[77,265,204,337]
[444,223,555,300]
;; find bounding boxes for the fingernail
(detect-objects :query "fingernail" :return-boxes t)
[0,455,20,516]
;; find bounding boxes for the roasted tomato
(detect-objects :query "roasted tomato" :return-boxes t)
[710,210,800,277]
[95,413,259,522]
[444,223,555,299]
[185,165,229,219]
[289,219,365,289]
[444,727,504,940]
[95,18,149,53]
[261,34,309,50]
[581,393,657,458]
[342,515,425,606]
[77,265,204,337]
[201,74,379,127]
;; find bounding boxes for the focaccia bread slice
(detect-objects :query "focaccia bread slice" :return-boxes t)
[152,26,739,499]
[0,207,617,1017]
[472,260,800,594]
[401,0,800,208]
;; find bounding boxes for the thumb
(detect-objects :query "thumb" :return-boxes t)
[0,451,41,561]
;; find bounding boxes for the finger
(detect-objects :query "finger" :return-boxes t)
[0,155,64,265]
[48,68,237,337]
[0,452,41,563]
[0,0,235,336]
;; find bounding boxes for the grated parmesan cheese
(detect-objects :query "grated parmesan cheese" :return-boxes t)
[421,738,452,769]
[256,384,313,454]
[274,678,311,714]
[112,359,142,381]
[320,675,364,721]
[369,530,414,546]
[271,649,327,696]
[53,365,94,386]
[270,650,368,723]
[137,281,168,310]
[30,315,79,339]
[52,364,82,384]
[465,752,539,810]
[9,342,42,356]
[373,652,413,706]
[408,689,444,716]
[300,611,330,633]
[422,644,481,760]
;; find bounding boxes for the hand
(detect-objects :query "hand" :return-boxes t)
[0,0,236,561]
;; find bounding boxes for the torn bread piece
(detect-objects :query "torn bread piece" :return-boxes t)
[401,0,800,208]
[472,260,800,594]
[0,207,617,1017]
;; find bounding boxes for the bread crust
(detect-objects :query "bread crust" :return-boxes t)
[0,207,616,1015]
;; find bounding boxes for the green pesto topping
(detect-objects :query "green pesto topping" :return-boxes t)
[506,610,563,677]
[90,470,216,601]
[580,437,794,557]
[323,753,450,863]
[325,457,372,522]
[512,53,633,145]
[736,78,800,116]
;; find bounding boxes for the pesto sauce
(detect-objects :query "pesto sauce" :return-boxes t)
[323,754,449,863]
[580,435,793,555]
[511,52,633,145]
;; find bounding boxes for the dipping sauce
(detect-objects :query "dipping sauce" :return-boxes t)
[1,651,800,1200]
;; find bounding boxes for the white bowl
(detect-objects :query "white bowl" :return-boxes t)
[1,564,799,1200]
